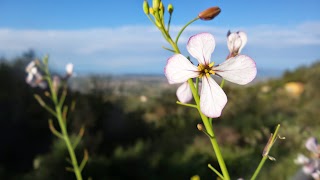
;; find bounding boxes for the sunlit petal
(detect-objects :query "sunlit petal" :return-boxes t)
[294,154,310,165]
[26,73,33,83]
[214,55,257,85]
[25,61,35,72]
[165,54,199,84]
[200,76,227,118]
[187,33,215,65]
[176,82,193,103]
[227,33,241,53]
[305,137,319,154]
[66,63,74,75]
[238,31,247,53]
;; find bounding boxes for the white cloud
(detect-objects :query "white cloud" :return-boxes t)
[0,21,319,74]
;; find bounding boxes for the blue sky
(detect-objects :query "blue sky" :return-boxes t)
[0,0,320,75]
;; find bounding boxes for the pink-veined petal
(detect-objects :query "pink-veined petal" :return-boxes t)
[214,55,257,85]
[187,33,215,65]
[238,31,247,53]
[227,33,241,53]
[176,82,193,103]
[200,76,227,118]
[305,137,319,154]
[165,54,199,84]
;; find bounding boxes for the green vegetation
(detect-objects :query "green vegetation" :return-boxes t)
[0,51,319,179]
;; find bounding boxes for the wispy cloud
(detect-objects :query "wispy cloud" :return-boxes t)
[0,21,319,74]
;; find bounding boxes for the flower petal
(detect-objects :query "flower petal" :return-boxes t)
[25,61,35,72]
[26,73,33,83]
[294,153,310,165]
[187,33,215,65]
[176,82,193,103]
[165,54,199,84]
[227,32,241,53]
[200,76,227,118]
[214,55,257,85]
[305,137,319,154]
[66,63,74,75]
[238,31,247,53]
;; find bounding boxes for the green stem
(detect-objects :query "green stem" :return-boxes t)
[220,79,225,88]
[45,65,83,180]
[56,106,82,180]
[175,17,199,44]
[176,101,197,108]
[250,156,267,180]
[250,124,281,180]
[208,164,224,180]
[167,14,172,33]
[187,79,230,180]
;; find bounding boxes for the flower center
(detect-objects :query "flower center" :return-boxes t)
[198,62,215,78]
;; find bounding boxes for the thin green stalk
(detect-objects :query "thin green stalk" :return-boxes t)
[208,164,224,180]
[55,107,82,180]
[167,14,172,32]
[250,124,281,180]
[250,156,267,180]
[45,66,83,180]
[176,101,197,108]
[187,79,230,180]
[175,17,199,44]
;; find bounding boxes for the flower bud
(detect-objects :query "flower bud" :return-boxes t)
[149,7,154,14]
[197,124,204,131]
[198,6,221,21]
[152,0,160,10]
[167,4,174,14]
[159,2,164,17]
[143,1,149,15]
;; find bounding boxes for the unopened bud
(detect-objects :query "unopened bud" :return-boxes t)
[143,1,149,15]
[152,0,160,10]
[197,124,204,131]
[167,4,174,14]
[149,7,154,14]
[159,2,164,16]
[198,6,221,21]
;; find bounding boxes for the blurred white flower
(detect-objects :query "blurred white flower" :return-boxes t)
[25,61,46,89]
[66,63,74,76]
[306,137,320,154]
[294,154,310,165]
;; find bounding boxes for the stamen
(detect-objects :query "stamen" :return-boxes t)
[209,70,215,75]
[209,62,214,68]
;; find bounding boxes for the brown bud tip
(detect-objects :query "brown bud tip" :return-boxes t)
[198,6,221,21]
[197,124,204,131]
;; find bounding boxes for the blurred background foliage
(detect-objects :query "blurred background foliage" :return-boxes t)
[0,51,319,179]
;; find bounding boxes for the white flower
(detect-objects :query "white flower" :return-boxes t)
[306,137,320,154]
[176,82,193,103]
[165,32,257,118]
[227,31,247,58]
[25,61,46,88]
[66,63,73,76]
[294,154,310,165]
